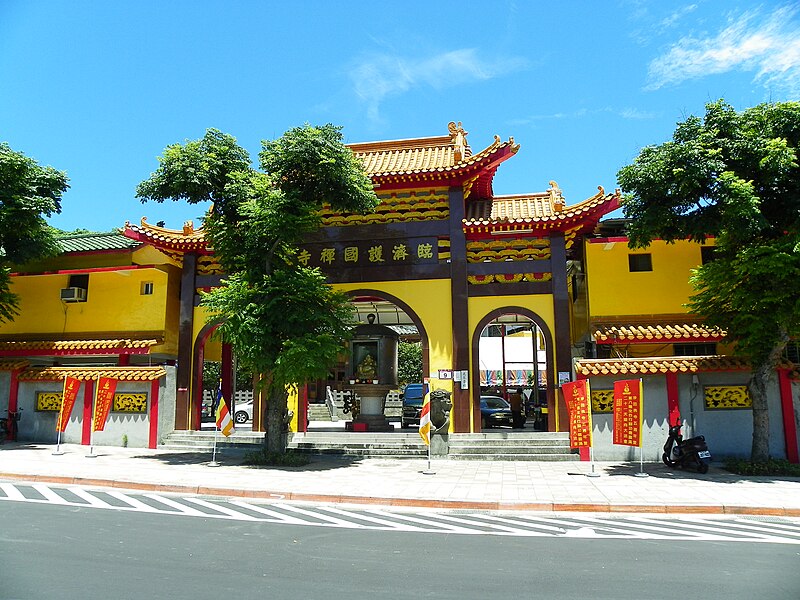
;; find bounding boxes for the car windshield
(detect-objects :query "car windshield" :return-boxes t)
[482,396,509,409]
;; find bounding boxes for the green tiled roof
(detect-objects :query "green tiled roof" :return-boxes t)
[57,232,141,254]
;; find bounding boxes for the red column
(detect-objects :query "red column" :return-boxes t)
[118,354,130,366]
[148,379,160,450]
[299,384,308,433]
[778,369,799,464]
[665,372,680,427]
[81,379,94,445]
[7,369,20,441]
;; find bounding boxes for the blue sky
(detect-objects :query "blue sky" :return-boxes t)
[2,1,798,232]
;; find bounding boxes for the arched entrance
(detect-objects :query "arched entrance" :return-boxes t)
[471,308,555,432]
[300,289,431,431]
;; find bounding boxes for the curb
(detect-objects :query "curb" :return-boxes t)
[2,472,799,517]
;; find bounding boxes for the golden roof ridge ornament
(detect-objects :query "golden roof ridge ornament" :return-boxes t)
[548,180,565,213]
[448,121,469,162]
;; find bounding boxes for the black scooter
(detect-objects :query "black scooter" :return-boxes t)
[662,422,711,473]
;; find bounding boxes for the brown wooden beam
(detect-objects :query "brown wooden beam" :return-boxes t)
[448,188,470,433]
[468,281,553,297]
[466,260,552,276]
[175,253,196,430]
[550,233,571,432]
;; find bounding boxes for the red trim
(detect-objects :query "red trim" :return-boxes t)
[118,354,130,366]
[666,372,680,426]
[587,236,629,244]
[81,379,94,445]
[0,347,152,357]
[7,369,20,441]
[149,379,159,449]
[11,264,159,277]
[778,369,799,463]
[595,335,723,345]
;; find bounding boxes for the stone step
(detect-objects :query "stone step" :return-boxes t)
[290,445,426,457]
[448,445,577,455]
[448,453,580,462]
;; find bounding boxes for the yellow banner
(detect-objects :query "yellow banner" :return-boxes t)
[563,379,593,448]
[56,376,81,433]
[92,377,117,432]
[613,379,643,447]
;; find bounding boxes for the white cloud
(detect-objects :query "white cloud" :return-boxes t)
[509,106,656,126]
[349,49,527,122]
[646,5,800,96]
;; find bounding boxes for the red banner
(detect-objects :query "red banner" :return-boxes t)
[56,376,81,433]
[613,379,643,447]
[563,379,593,448]
[92,377,117,432]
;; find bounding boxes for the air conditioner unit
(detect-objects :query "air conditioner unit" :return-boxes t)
[60,287,87,302]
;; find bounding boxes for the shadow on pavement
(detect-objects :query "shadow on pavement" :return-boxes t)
[131,450,364,471]
[600,462,800,484]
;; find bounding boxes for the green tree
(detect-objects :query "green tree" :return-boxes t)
[0,143,68,322]
[617,100,800,462]
[137,126,377,451]
[397,341,423,386]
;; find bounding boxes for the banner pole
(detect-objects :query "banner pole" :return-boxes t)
[587,446,600,477]
[53,430,64,456]
[86,385,97,458]
[635,379,648,477]
[209,428,220,467]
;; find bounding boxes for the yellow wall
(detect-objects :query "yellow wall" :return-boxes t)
[585,238,708,318]
[3,266,180,355]
[334,279,455,374]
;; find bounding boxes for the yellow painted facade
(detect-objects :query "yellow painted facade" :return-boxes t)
[585,238,710,319]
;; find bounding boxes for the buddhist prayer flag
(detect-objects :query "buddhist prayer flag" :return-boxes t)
[563,379,593,448]
[215,387,234,437]
[418,398,431,445]
[56,376,80,433]
[92,377,117,432]
[613,379,643,447]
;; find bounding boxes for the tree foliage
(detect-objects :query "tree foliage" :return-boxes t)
[0,143,69,323]
[137,125,378,451]
[397,341,423,386]
[617,100,800,461]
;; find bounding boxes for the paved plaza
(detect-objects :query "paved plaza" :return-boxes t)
[1,442,799,516]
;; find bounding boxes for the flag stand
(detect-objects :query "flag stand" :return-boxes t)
[635,445,649,477]
[86,432,98,458]
[52,430,65,456]
[209,428,220,467]
[586,447,600,477]
[86,398,97,458]
[421,438,435,475]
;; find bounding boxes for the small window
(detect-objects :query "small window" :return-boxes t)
[701,246,717,264]
[674,342,717,356]
[141,281,154,295]
[784,341,800,363]
[628,254,652,272]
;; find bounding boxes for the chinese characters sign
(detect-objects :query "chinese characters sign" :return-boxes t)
[613,379,643,447]
[92,377,118,432]
[298,238,437,269]
[56,376,81,433]
[563,379,593,448]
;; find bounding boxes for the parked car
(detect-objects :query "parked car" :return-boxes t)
[480,395,514,429]
[400,383,427,428]
[234,400,253,424]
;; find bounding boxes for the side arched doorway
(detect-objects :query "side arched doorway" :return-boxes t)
[471,308,555,433]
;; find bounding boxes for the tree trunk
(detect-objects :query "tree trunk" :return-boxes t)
[264,385,289,454]
[749,365,771,462]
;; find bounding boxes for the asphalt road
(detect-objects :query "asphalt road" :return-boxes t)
[1,498,798,600]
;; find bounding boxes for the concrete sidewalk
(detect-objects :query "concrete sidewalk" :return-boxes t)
[1,442,799,516]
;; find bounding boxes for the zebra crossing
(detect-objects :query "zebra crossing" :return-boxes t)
[2,481,800,544]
